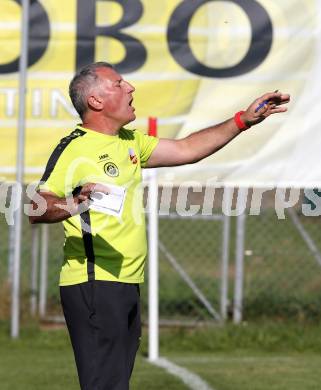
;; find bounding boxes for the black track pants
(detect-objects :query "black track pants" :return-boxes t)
[60,281,141,390]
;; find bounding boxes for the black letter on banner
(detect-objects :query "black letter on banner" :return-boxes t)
[0,0,50,74]
[76,0,146,73]
[167,0,272,77]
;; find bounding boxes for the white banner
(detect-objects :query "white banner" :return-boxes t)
[0,0,320,186]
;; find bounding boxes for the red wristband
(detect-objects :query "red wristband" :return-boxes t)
[234,111,250,131]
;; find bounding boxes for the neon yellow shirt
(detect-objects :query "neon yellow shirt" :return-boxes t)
[38,125,159,286]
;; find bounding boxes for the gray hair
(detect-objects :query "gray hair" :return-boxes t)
[69,62,113,119]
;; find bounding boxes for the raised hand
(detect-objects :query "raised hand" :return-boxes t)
[242,91,291,127]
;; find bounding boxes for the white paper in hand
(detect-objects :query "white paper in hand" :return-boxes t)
[89,184,126,217]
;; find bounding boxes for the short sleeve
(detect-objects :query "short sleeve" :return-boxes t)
[37,166,69,197]
[135,131,159,168]
[37,129,88,197]
[38,144,77,197]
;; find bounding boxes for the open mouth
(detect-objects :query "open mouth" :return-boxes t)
[128,98,135,110]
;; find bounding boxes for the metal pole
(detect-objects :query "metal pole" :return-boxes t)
[39,224,49,318]
[30,224,39,316]
[8,222,15,281]
[148,169,159,361]
[233,188,247,324]
[220,187,232,321]
[148,118,159,361]
[11,0,30,339]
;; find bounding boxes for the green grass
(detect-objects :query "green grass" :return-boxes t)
[157,321,321,354]
[0,324,186,390]
[159,321,321,389]
[1,322,321,390]
[170,352,321,390]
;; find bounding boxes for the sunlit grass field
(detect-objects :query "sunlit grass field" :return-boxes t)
[1,322,321,390]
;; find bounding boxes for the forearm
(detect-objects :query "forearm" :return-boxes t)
[147,91,290,168]
[179,91,290,164]
[29,194,79,224]
[182,117,241,163]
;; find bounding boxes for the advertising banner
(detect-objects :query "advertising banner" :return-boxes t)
[0,0,320,186]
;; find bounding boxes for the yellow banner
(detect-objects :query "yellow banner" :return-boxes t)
[0,0,319,185]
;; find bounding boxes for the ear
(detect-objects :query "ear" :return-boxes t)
[87,95,103,110]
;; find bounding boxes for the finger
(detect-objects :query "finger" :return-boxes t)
[77,194,88,202]
[269,106,288,114]
[81,182,109,195]
[274,98,290,106]
[269,93,290,104]
[258,91,282,102]
[79,183,99,198]
[280,93,290,101]
[93,183,109,194]
[82,183,95,192]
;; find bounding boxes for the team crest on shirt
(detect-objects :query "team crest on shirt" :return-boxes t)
[128,148,138,164]
[104,162,119,177]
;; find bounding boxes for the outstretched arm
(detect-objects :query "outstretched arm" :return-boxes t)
[146,91,290,168]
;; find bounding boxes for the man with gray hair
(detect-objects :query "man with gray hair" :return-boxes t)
[30,61,290,389]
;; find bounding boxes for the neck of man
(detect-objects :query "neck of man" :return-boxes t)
[82,114,124,136]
